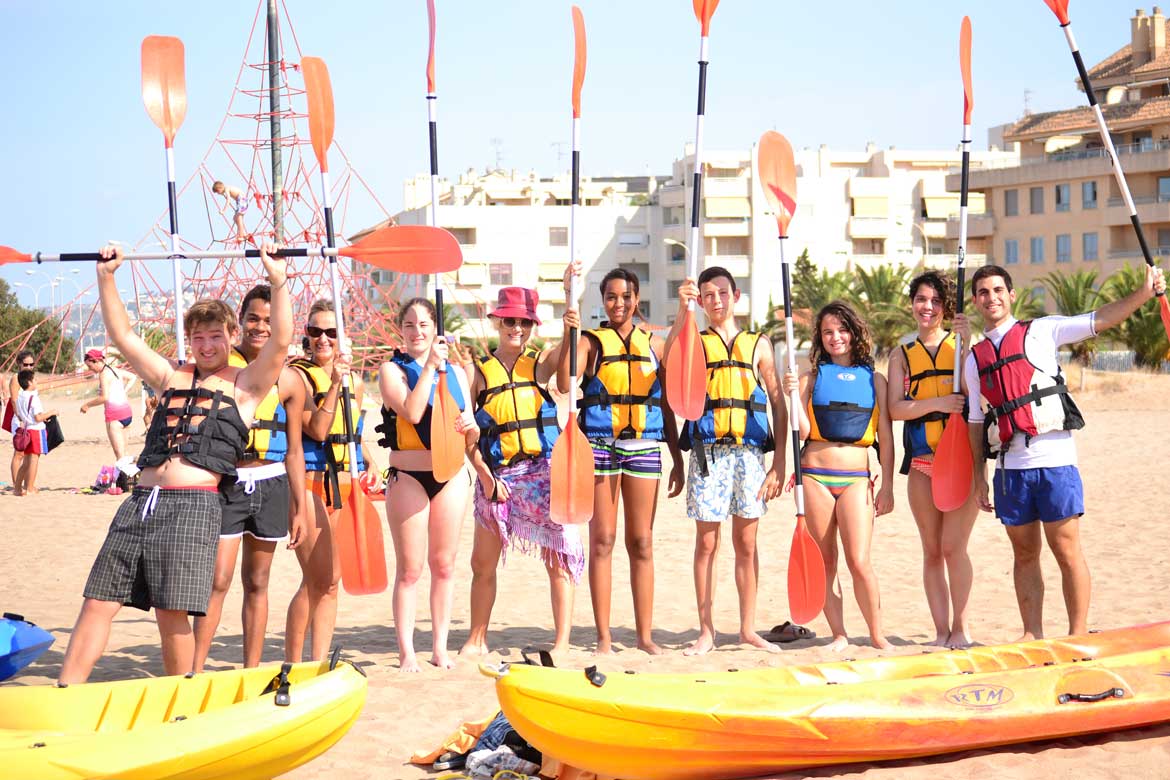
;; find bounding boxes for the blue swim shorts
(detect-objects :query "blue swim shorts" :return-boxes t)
[993,465,1084,527]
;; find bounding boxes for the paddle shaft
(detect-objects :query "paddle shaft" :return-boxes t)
[162,145,187,362]
[953,121,970,386]
[569,116,580,383]
[779,235,804,518]
[685,33,710,304]
[24,247,354,263]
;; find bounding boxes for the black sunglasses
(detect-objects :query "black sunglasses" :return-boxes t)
[306,326,338,339]
[501,317,534,329]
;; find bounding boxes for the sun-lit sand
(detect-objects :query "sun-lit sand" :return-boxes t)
[3,365,1169,779]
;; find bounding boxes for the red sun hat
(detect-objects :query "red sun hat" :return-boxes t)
[84,349,105,361]
[488,286,541,325]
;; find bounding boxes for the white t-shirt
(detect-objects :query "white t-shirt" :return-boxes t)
[16,390,45,432]
[963,313,1095,470]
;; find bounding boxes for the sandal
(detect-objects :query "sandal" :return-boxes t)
[433,750,468,772]
[765,621,815,643]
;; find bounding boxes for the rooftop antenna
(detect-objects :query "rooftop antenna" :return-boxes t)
[551,140,568,170]
[490,136,504,170]
[1023,88,1034,117]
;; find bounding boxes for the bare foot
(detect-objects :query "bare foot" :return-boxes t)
[24,488,39,495]
[592,638,615,656]
[827,635,850,653]
[870,634,893,650]
[929,631,949,647]
[459,641,489,657]
[399,654,421,673]
[740,631,781,653]
[431,651,456,670]
[636,639,665,656]
[1014,631,1040,643]
[945,630,973,650]
[683,633,715,656]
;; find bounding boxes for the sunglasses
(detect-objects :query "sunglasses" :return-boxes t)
[501,317,534,329]
[306,326,338,339]
[21,362,35,368]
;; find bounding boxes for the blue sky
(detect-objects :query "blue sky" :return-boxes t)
[0,0,1129,306]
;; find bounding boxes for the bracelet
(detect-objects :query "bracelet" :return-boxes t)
[321,406,336,414]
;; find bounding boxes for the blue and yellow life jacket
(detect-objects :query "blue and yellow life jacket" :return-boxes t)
[475,348,559,470]
[289,357,364,472]
[900,334,956,472]
[681,330,772,451]
[228,347,287,463]
[578,324,665,441]
[807,363,879,446]
[375,350,467,451]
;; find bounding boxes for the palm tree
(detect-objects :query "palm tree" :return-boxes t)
[1103,264,1169,368]
[849,263,915,356]
[780,249,852,347]
[1040,269,1103,389]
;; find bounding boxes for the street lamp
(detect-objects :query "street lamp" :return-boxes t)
[897,219,930,265]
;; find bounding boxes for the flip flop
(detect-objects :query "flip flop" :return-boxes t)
[765,621,815,643]
[433,751,468,772]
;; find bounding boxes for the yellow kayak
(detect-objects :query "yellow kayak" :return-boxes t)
[486,622,1170,780]
[0,659,367,780]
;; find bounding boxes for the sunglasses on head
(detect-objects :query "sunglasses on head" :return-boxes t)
[306,325,338,339]
[501,317,534,329]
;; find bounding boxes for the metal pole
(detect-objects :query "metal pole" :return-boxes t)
[267,0,285,243]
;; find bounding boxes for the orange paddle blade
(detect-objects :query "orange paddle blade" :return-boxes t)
[665,310,708,421]
[960,17,974,125]
[757,131,798,237]
[301,56,335,173]
[426,0,437,93]
[430,374,465,483]
[692,0,720,35]
[932,412,974,512]
[549,412,595,525]
[1160,295,1170,341]
[340,224,463,273]
[141,36,187,147]
[571,6,586,119]
[336,487,388,595]
[0,245,33,265]
[787,514,826,626]
[1043,0,1070,25]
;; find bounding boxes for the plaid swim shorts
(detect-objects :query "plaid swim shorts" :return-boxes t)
[83,485,222,615]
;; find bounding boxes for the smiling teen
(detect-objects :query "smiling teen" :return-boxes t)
[57,243,291,684]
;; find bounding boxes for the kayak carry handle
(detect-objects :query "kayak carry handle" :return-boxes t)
[1058,687,1125,704]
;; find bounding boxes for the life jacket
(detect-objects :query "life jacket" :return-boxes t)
[289,358,365,472]
[136,364,249,477]
[972,320,1085,456]
[807,363,879,446]
[228,347,287,463]
[578,324,665,441]
[899,333,957,473]
[475,348,560,470]
[680,330,773,452]
[375,350,467,451]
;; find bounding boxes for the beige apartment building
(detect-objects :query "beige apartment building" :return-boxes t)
[951,6,1170,295]
[354,142,1015,338]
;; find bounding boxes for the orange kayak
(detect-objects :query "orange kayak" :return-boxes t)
[485,622,1170,780]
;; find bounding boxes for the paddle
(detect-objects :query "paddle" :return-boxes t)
[550,5,595,526]
[141,35,189,363]
[303,55,387,596]
[932,16,976,513]
[0,224,461,270]
[757,130,826,626]
[423,0,467,485]
[1043,0,1170,337]
[664,0,721,422]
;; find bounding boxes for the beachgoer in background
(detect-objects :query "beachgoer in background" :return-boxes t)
[212,180,251,244]
[13,369,56,495]
[6,351,35,488]
[80,349,138,471]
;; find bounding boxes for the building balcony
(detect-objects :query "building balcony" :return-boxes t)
[847,177,892,198]
[706,254,751,277]
[945,212,996,239]
[537,282,567,303]
[1103,196,1170,227]
[703,219,751,237]
[951,142,1170,191]
[659,185,686,207]
[703,176,750,198]
[848,216,891,239]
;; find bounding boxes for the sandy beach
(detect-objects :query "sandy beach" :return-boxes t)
[3,364,1169,779]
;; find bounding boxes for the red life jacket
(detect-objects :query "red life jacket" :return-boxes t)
[971,320,1084,456]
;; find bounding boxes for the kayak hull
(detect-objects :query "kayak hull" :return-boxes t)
[0,614,54,682]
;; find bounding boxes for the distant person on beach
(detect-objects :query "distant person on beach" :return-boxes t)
[6,351,35,488]
[212,180,251,244]
[557,265,685,655]
[80,349,138,470]
[786,301,895,652]
[459,286,583,660]
[56,242,290,684]
[664,267,791,656]
[191,284,308,673]
[886,272,979,649]
[13,369,56,495]
[961,263,1165,641]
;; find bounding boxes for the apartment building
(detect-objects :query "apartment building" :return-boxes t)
[951,6,1170,294]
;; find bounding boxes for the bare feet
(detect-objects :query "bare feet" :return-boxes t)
[636,639,665,656]
[458,641,489,657]
[827,635,850,653]
[1014,631,1040,643]
[592,637,615,656]
[430,651,456,670]
[945,630,973,650]
[930,631,949,647]
[399,653,421,673]
[740,631,781,653]
[870,634,893,650]
[683,632,715,656]
[25,488,39,495]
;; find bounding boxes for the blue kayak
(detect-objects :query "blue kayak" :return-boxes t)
[0,613,54,682]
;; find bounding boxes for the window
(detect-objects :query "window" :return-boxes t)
[1160,177,1170,202]
[663,206,684,225]
[1004,189,1019,217]
[1159,228,1170,254]
[1082,181,1097,209]
[1030,236,1045,264]
[489,263,512,285]
[548,227,568,246]
[1004,239,1019,265]
[1056,233,1072,263]
[1055,184,1070,212]
[668,280,683,299]
[668,244,686,264]
[1082,232,1098,261]
[446,227,476,245]
[1029,187,1044,214]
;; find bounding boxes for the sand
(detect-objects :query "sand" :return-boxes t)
[3,365,1169,779]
